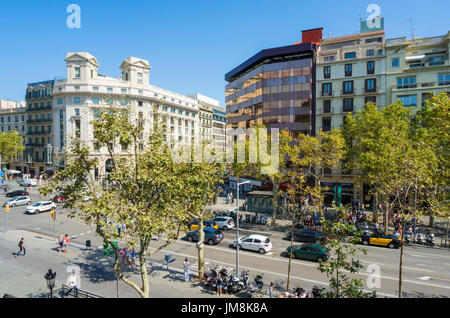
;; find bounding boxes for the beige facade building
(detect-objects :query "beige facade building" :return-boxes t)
[316,30,386,206]
[385,32,450,111]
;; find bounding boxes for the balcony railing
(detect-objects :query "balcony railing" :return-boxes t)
[27,131,51,135]
[26,118,52,123]
[321,91,333,97]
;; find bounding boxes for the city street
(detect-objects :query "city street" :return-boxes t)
[1,185,449,298]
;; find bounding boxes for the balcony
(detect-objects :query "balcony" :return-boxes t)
[341,89,355,95]
[321,91,333,97]
[26,118,52,123]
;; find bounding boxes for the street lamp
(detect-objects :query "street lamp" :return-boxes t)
[235,180,251,277]
[44,269,56,298]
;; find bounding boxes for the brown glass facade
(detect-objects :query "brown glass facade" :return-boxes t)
[225,46,316,137]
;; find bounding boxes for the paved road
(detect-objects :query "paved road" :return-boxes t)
[1,185,449,298]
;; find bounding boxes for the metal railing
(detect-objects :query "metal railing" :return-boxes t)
[59,285,103,298]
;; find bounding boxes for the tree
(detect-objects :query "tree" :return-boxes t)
[40,105,196,298]
[318,206,376,298]
[0,130,24,166]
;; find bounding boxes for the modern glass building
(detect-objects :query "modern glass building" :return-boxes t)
[225,28,322,137]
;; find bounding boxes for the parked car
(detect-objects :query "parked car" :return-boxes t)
[20,179,37,187]
[360,232,402,249]
[286,229,329,244]
[233,234,272,254]
[283,243,329,262]
[185,227,224,245]
[6,190,29,198]
[211,216,234,230]
[187,220,218,231]
[53,192,64,203]
[25,201,56,214]
[3,196,31,207]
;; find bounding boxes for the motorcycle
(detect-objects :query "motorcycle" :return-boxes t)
[252,214,257,223]
[416,232,424,245]
[204,266,219,289]
[405,231,412,244]
[245,214,250,223]
[225,273,241,294]
[256,215,261,224]
[426,233,435,247]
[261,215,268,225]
[253,273,264,290]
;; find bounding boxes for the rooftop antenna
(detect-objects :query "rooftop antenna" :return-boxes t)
[408,18,415,40]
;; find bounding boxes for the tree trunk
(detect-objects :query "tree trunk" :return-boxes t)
[446,217,449,248]
[286,205,295,292]
[197,219,205,280]
[139,239,149,298]
[271,181,279,228]
[372,191,379,223]
[398,223,405,298]
[384,202,389,235]
[429,215,434,228]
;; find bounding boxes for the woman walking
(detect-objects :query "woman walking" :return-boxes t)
[58,234,64,253]
[63,234,70,253]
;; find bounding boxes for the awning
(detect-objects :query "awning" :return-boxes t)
[405,55,426,62]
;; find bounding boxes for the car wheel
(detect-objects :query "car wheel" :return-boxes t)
[27,201,31,205]
[187,236,193,242]
[317,257,324,263]
[258,248,266,254]
[388,243,395,249]
[238,244,242,250]
[208,239,215,245]
[363,240,369,246]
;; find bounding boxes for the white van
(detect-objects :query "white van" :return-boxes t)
[20,178,37,187]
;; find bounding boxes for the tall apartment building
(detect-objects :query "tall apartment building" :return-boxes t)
[25,81,55,175]
[316,29,387,207]
[0,100,26,171]
[187,93,214,145]
[211,105,226,154]
[385,32,450,110]
[50,52,201,178]
[225,28,322,137]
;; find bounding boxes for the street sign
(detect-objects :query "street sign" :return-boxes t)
[5,205,9,213]
[51,210,56,220]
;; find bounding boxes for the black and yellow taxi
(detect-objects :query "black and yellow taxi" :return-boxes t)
[360,232,402,249]
[187,220,219,231]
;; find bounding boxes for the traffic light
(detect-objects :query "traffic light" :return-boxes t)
[5,204,9,213]
[50,210,56,220]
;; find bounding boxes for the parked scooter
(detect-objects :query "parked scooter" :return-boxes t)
[245,214,251,223]
[261,215,268,225]
[256,215,261,224]
[426,232,435,247]
[405,230,412,244]
[416,232,424,245]
[253,273,264,290]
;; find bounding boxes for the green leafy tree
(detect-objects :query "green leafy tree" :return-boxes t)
[318,206,376,298]
[0,130,25,167]
[40,105,196,298]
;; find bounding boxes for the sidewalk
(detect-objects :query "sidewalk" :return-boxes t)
[0,229,264,298]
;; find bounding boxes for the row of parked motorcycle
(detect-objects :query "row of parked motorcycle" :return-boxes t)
[203,265,264,295]
[214,210,268,225]
[404,231,435,246]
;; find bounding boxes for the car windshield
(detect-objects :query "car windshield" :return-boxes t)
[32,203,41,207]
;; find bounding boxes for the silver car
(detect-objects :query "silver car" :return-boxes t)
[212,216,235,231]
[3,196,31,208]
[25,201,56,214]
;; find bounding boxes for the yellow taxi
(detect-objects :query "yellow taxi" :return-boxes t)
[361,232,402,249]
[187,220,219,231]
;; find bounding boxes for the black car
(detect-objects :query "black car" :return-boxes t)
[6,190,29,198]
[186,227,224,245]
[286,229,329,244]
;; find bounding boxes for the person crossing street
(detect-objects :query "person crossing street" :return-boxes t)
[16,238,26,257]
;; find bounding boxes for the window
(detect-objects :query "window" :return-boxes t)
[178,109,183,115]
[323,100,331,113]
[75,86,80,90]
[343,81,353,94]
[93,87,99,91]
[343,98,353,112]
[322,117,331,132]
[366,49,374,57]
[121,99,127,106]
[138,101,143,107]
[75,67,80,78]
[74,97,81,103]
[138,90,143,94]
[121,88,127,93]
[93,98,99,104]
[365,96,376,105]
[344,52,356,59]
[397,76,416,89]
[322,83,332,96]
[75,108,80,116]
[107,88,113,92]
[323,66,331,79]
[429,55,445,66]
[171,107,175,113]
[137,72,143,83]
[367,61,375,74]
[93,109,99,117]
[438,73,450,86]
[163,105,168,111]
[398,95,417,106]
[392,58,400,67]
[185,111,190,116]
[365,79,376,92]
[58,98,63,105]
[324,55,335,62]
[48,125,51,133]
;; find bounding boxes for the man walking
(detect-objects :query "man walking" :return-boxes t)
[65,270,79,297]
[183,258,190,282]
[16,238,26,256]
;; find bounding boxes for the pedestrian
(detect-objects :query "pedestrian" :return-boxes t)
[226,194,229,205]
[299,289,306,298]
[216,273,223,296]
[58,234,64,253]
[293,291,299,298]
[16,238,26,256]
[306,292,313,298]
[65,270,79,297]
[120,247,127,266]
[269,282,275,298]
[117,225,121,237]
[125,247,131,266]
[183,258,190,282]
[230,192,234,204]
[131,246,136,267]
[63,234,70,253]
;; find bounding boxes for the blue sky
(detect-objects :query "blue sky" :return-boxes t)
[0,0,448,106]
